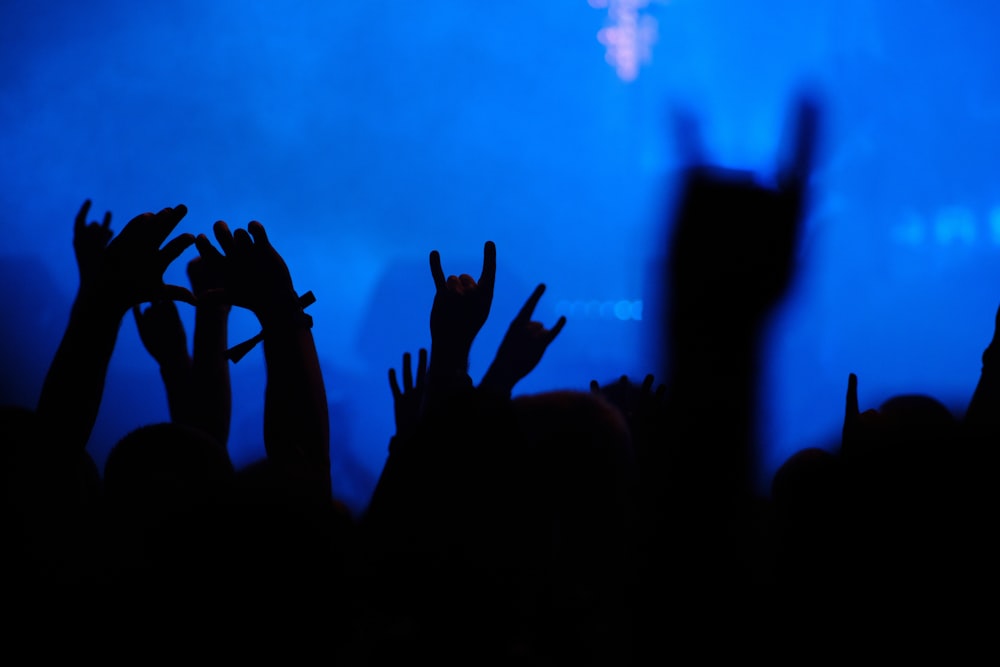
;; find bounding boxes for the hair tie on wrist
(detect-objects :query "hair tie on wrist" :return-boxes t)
[226,290,316,363]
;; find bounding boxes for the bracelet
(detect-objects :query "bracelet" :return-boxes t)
[226,291,316,363]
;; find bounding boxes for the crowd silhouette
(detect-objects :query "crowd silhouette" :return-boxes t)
[2,94,994,662]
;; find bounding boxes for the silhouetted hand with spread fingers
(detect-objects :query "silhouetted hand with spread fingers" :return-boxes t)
[669,97,818,328]
[480,283,566,398]
[195,220,300,324]
[388,348,428,446]
[590,374,666,420]
[73,199,113,288]
[427,241,497,391]
[80,202,196,316]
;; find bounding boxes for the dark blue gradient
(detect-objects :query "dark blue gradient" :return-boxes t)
[2,1,999,514]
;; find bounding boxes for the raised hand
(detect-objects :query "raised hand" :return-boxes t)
[840,372,884,457]
[428,241,497,358]
[388,348,428,445]
[480,283,566,397]
[668,97,819,325]
[80,203,196,316]
[196,219,329,499]
[194,220,300,323]
[73,199,113,288]
[132,300,190,368]
[590,373,667,426]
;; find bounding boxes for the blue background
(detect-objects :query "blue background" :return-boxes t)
[2,1,999,515]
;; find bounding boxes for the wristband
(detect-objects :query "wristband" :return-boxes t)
[226,290,316,363]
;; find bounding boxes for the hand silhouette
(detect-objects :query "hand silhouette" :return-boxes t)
[669,97,819,324]
[73,199,112,288]
[132,300,190,368]
[480,283,566,396]
[79,202,196,316]
[428,241,497,356]
[194,220,300,322]
[590,373,667,425]
[388,348,428,444]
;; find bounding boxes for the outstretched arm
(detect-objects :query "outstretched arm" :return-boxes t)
[196,220,329,500]
[665,97,818,494]
[37,200,195,453]
[363,348,429,526]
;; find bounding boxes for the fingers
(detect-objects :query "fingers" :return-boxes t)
[479,241,497,297]
[671,106,706,168]
[247,220,271,247]
[388,367,401,399]
[546,315,567,343]
[195,233,223,260]
[429,250,446,291]
[151,204,188,244]
[641,374,655,393]
[132,303,144,327]
[213,221,235,256]
[160,233,196,269]
[402,352,413,393]
[75,199,92,234]
[515,284,546,324]
[590,379,600,394]
[458,274,476,292]
[233,227,253,253]
[843,372,860,443]
[779,94,820,192]
[186,255,203,277]
[74,199,111,235]
[416,347,428,388]
[846,372,859,420]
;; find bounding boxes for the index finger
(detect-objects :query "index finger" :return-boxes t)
[213,221,236,256]
[159,232,197,269]
[843,372,860,446]
[846,372,859,421]
[149,205,189,247]
[247,220,272,247]
[546,315,567,343]
[429,250,446,291]
[779,94,820,191]
[514,283,546,324]
[75,199,92,234]
[478,241,497,297]
[670,106,707,169]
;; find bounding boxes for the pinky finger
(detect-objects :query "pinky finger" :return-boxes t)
[547,315,567,342]
[388,367,401,399]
